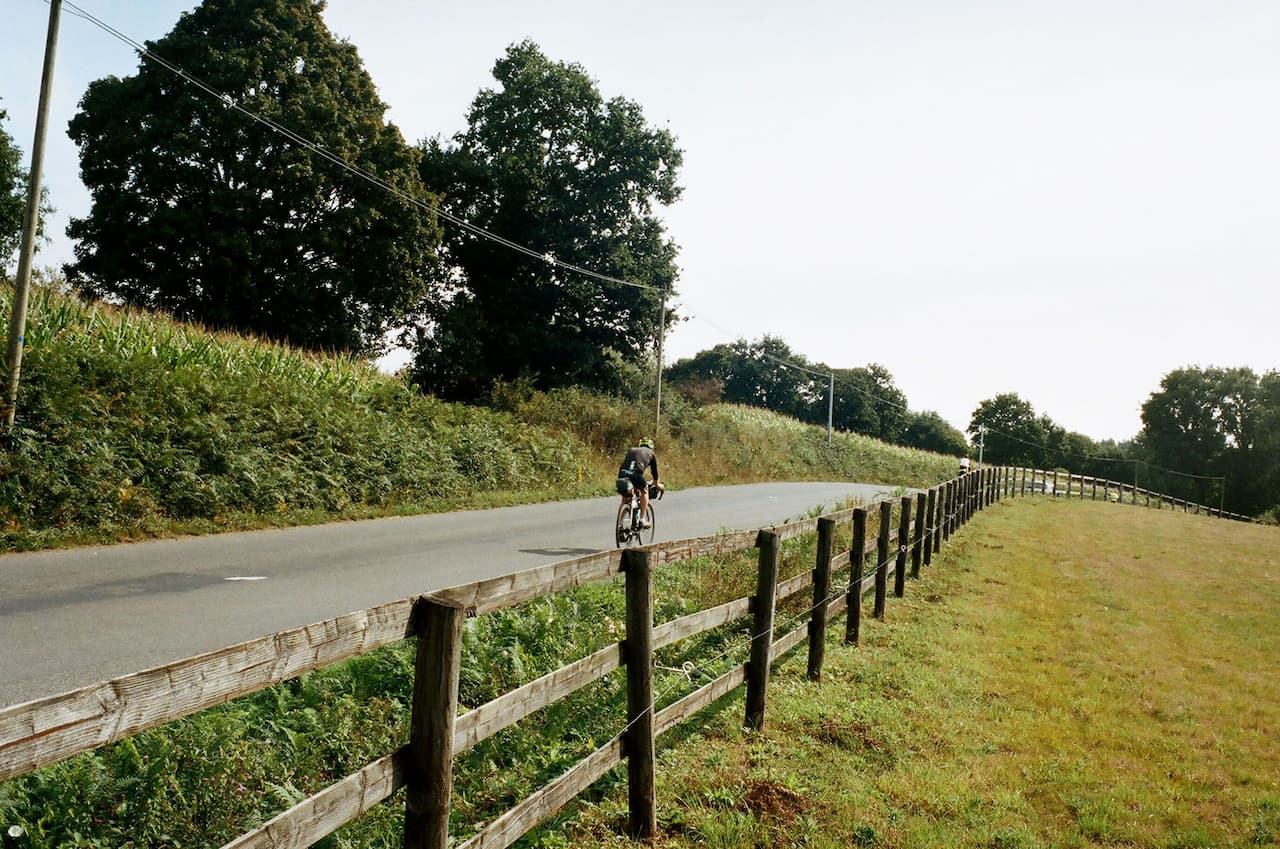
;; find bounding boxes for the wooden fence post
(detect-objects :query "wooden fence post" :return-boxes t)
[808,518,835,681]
[895,496,910,597]
[404,596,466,849]
[846,509,867,645]
[929,487,941,558]
[1020,467,1027,497]
[745,530,781,730]
[622,548,657,837]
[875,501,891,618]
[911,491,926,578]
[942,481,952,540]
[1052,470,1059,497]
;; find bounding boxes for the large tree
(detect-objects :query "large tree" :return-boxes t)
[968,393,1048,466]
[830,364,909,442]
[65,0,439,354]
[667,336,819,420]
[902,411,967,456]
[413,40,681,399]
[1138,366,1263,510]
[1,102,52,270]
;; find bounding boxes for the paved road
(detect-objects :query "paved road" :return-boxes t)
[0,481,896,707]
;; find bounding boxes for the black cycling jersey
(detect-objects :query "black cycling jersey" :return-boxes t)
[619,446,659,482]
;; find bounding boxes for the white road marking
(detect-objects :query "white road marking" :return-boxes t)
[224,576,268,582]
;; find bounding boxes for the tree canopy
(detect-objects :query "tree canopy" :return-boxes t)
[1137,366,1275,513]
[667,336,940,448]
[667,336,817,420]
[1,102,51,270]
[830,365,909,443]
[411,40,682,400]
[967,393,1047,466]
[65,0,440,354]
[903,411,968,456]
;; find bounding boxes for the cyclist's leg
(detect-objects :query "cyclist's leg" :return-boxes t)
[638,476,651,527]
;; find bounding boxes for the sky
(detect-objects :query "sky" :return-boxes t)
[3,0,1277,442]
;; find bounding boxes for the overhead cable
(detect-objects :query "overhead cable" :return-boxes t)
[57,0,661,294]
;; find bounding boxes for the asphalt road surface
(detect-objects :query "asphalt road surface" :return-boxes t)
[0,481,896,707]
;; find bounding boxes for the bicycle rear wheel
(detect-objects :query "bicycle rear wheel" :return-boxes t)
[638,503,655,545]
[615,503,631,547]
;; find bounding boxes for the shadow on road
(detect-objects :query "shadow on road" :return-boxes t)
[517,547,600,558]
[0,571,225,616]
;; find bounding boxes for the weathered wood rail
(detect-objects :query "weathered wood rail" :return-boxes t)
[0,466,1248,847]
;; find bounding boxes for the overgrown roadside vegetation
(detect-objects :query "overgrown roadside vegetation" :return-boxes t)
[0,285,955,551]
[559,499,1280,849]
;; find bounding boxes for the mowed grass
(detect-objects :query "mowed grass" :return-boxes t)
[564,497,1280,848]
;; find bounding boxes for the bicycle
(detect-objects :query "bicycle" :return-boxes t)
[615,482,662,547]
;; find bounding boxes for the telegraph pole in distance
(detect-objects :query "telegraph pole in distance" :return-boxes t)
[652,281,668,439]
[826,371,833,443]
[4,0,62,431]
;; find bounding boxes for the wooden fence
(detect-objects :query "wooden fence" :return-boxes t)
[0,466,1249,847]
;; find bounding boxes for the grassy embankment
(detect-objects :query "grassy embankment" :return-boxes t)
[0,284,954,551]
[560,498,1280,849]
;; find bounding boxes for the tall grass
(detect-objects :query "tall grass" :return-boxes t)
[2,285,956,550]
[0,285,588,549]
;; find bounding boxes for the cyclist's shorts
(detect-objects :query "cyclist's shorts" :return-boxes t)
[616,469,645,496]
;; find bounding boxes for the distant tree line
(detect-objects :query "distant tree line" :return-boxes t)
[967,367,1280,518]
[666,335,969,456]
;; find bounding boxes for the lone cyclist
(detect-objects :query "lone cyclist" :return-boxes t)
[616,437,663,527]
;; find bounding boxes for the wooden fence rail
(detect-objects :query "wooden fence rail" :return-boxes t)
[0,466,1251,847]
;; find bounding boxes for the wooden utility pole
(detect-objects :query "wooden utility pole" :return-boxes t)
[652,282,668,438]
[4,0,61,430]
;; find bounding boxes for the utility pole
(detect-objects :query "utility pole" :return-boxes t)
[1219,477,1226,515]
[976,424,986,468]
[4,0,61,431]
[652,281,668,439]
[826,371,833,443]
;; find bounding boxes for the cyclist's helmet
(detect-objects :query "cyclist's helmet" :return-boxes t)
[639,436,655,449]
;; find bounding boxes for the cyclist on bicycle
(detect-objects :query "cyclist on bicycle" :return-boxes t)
[616,437,663,528]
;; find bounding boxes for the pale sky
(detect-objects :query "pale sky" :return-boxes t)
[3,0,1277,441]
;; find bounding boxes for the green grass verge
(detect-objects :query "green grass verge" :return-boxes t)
[557,498,1280,848]
[5,499,1277,847]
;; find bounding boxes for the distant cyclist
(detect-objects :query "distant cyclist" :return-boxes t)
[616,437,663,527]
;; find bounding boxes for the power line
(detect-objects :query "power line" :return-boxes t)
[55,2,1234,492]
[57,0,662,295]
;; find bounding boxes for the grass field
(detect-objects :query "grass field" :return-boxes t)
[562,497,1280,848]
